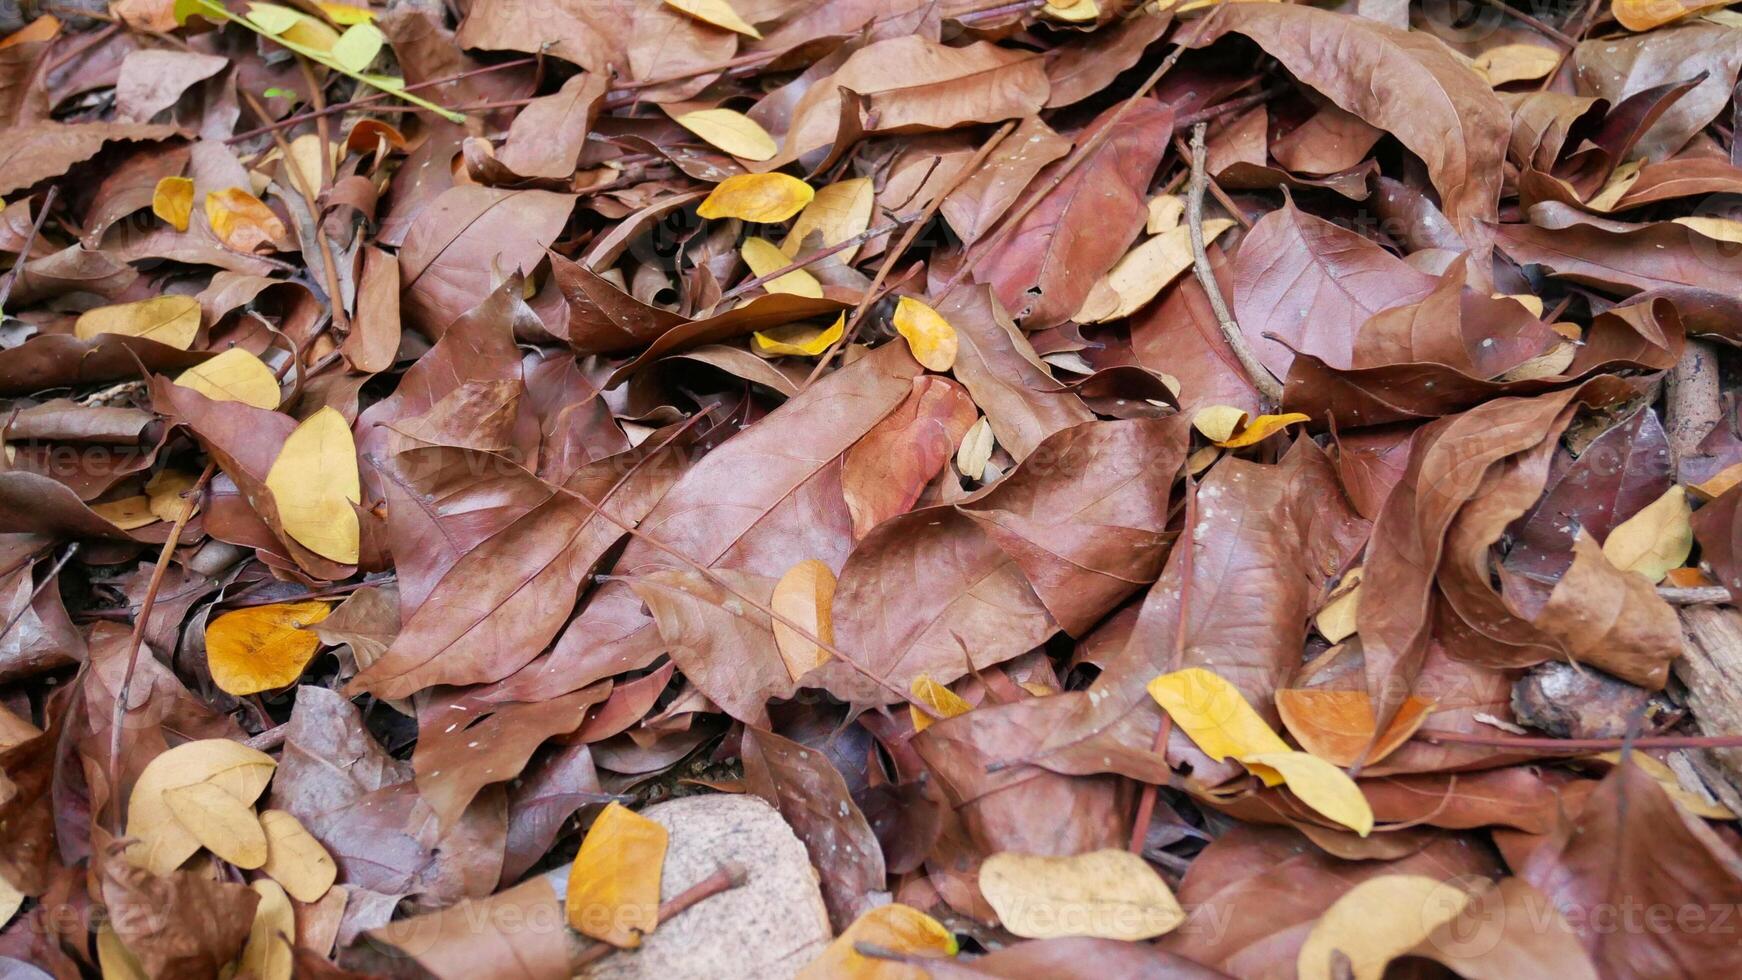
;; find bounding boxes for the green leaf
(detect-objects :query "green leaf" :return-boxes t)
[261,87,297,100]
[174,0,228,26]
[330,23,385,73]
[245,2,304,35]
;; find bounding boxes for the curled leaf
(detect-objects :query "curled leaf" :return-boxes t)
[204,600,333,696]
[753,314,844,357]
[892,296,958,371]
[1275,689,1433,768]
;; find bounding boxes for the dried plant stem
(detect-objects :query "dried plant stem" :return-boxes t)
[0,186,57,314]
[569,863,749,969]
[1186,122,1283,405]
[1416,731,1742,752]
[106,463,215,830]
[0,544,79,647]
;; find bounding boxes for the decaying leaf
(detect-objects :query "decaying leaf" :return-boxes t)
[566,802,667,948]
[979,849,1186,940]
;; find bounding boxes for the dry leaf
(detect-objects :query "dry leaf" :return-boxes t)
[1218,412,1311,448]
[1146,193,1185,234]
[163,781,270,868]
[771,558,835,680]
[566,802,668,948]
[674,108,777,161]
[753,314,844,357]
[1472,43,1561,84]
[696,173,814,222]
[784,178,874,261]
[742,236,823,297]
[664,0,761,37]
[1147,667,1290,785]
[1075,221,1232,323]
[1042,0,1100,22]
[1612,0,1731,31]
[264,407,360,564]
[96,924,147,980]
[74,295,201,348]
[0,873,19,930]
[1240,751,1374,836]
[259,809,338,902]
[979,849,1185,940]
[892,296,957,371]
[909,674,972,733]
[205,187,286,253]
[125,739,276,875]
[174,347,281,409]
[1602,486,1693,583]
[956,417,994,481]
[1676,215,1742,244]
[205,600,333,696]
[1275,690,1434,768]
[152,175,193,231]
[145,469,198,522]
[799,903,958,978]
[1297,875,1473,980]
[241,879,295,980]
[1691,462,1742,501]
[1593,751,1734,819]
[91,496,158,530]
[1314,568,1362,643]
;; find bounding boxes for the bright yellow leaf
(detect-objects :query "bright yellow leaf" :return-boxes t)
[674,108,777,162]
[259,809,339,902]
[1147,668,1289,785]
[329,21,384,72]
[1612,0,1730,31]
[125,739,276,875]
[1297,876,1473,980]
[979,849,1185,940]
[205,600,333,696]
[697,173,814,223]
[1602,486,1693,583]
[892,296,957,372]
[74,295,201,348]
[205,187,286,253]
[910,674,972,733]
[783,178,874,261]
[264,407,361,564]
[741,236,822,297]
[664,0,761,37]
[799,903,957,979]
[145,469,199,523]
[567,802,668,948]
[164,781,269,868]
[318,2,375,24]
[91,496,158,530]
[1191,405,1248,444]
[240,879,295,980]
[753,314,844,357]
[1242,750,1374,835]
[175,348,281,409]
[771,558,835,680]
[1217,412,1311,448]
[152,175,194,231]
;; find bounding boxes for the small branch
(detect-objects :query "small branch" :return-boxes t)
[0,186,58,314]
[569,863,750,969]
[1476,0,1578,48]
[1414,730,1742,752]
[1660,585,1733,606]
[244,723,288,752]
[1664,339,1721,472]
[1186,122,1283,405]
[0,544,79,647]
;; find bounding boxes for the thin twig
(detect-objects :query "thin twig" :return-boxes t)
[715,213,926,304]
[0,187,58,314]
[569,863,749,968]
[227,58,537,144]
[1659,585,1733,605]
[0,544,79,647]
[1186,122,1282,404]
[107,463,215,831]
[1476,0,1578,48]
[1416,730,1742,752]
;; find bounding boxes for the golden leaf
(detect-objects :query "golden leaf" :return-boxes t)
[784,178,874,261]
[74,295,201,348]
[909,674,971,733]
[1690,461,1742,501]
[674,108,777,162]
[566,802,668,948]
[97,924,147,980]
[163,781,270,868]
[1241,750,1375,836]
[1677,215,1742,244]
[175,347,282,409]
[664,0,761,37]
[205,600,333,696]
[1612,0,1730,31]
[697,173,814,223]
[1146,667,1289,785]
[892,296,957,372]
[319,2,375,25]
[152,175,194,232]
[1314,567,1362,643]
[205,187,286,253]
[1275,689,1434,768]
[979,849,1185,940]
[772,558,836,680]
[125,739,276,875]
[1594,752,1734,819]
[799,903,957,979]
[90,496,158,531]
[741,236,823,297]
[145,469,199,523]
[264,407,361,564]
[1076,221,1232,323]
[259,809,339,902]
[1471,43,1561,85]
[1601,486,1693,583]
[753,314,844,357]
[241,879,295,980]
[1190,405,1248,444]
[1042,0,1099,21]
[1297,876,1473,980]
[1217,411,1311,448]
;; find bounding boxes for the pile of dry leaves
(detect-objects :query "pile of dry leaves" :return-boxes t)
[7,0,1742,976]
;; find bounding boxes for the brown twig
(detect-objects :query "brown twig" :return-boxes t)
[1476,0,1578,48]
[244,91,350,337]
[1660,585,1734,606]
[0,544,79,647]
[569,863,750,969]
[1186,122,1282,404]
[1415,730,1742,752]
[107,463,216,831]
[0,187,58,313]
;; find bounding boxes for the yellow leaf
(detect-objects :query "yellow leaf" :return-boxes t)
[0,872,18,930]
[783,178,874,261]
[1146,193,1185,234]
[329,21,384,72]
[259,809,339,902]
[1042,0,1100,21]
[697,173,814,223]
[892,296,957,372]
[245,2,304,34]
[1471,43,1561,85]
[1494,292,1544,317]
[75,295,201,348]
[567,802,667,948]
[175,348,281,409]
[205,600,332,696]
[979,849,1184,940]
[1314,567,1362,643]
[152,175,193,231]
[278,10,341,50]
[205,187,286,253]
[1601,486,1693,583]
[741,236,823,298]
[1241,750,1374,836]
[1693,462,1742,501]
[90,496,158,530]
[664,0,761,37]
[772,558,836,680]
[318,2,374,24]
[163,781,269,868]
[1075,222,1232,323]
[1676,215,1742,244]
[1586,158,1643,211]
[1594,751,1734,819]
[1297,875,1473,980]
[1275,689,1434,768]
[125,739,276,875]
[1612,0,1730,31]
[753,314,844,357]
[97,924,147,980]
[1217,411,1311,448]
[910,674,972,733]
[799,903,957,979]
[956,417,994,480]
[674,108,777,162]
[145,469,198,523]
[1146,668,1289,785]
[1191,405,1247,444]
[264,407,361,564]
[241,879,295,980]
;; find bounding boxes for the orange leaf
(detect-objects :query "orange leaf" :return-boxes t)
[152,176,194,232]
[205,600,333,696]
[1275,689,1434,768]
[771,558,835,680]
[205,187,286,253]
[566,802,667,948]
[892,296,958,371]
[910,673,971,732]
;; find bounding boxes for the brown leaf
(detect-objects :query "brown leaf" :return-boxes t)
[397,185,574,337]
